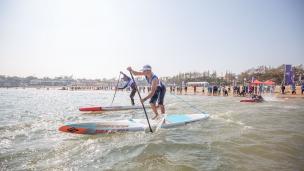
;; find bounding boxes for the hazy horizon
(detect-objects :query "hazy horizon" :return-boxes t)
[0,63,300,80]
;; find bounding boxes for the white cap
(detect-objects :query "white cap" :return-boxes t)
[140,64,152,71]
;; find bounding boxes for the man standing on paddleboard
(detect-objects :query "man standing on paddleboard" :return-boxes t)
[127,65,166,119]
[118,71,137,106]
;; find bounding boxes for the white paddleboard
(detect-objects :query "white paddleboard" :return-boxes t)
[59,113,210,135]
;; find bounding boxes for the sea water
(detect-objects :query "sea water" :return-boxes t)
[0,88,303,171]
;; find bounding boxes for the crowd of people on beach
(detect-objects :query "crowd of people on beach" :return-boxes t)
[167,84,276,97]
[281,84,304,95]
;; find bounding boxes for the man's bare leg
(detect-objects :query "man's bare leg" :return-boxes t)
[159,104,165,114]
[150,103,159,119]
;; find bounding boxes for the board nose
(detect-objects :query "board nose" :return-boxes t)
[59,126,88,134]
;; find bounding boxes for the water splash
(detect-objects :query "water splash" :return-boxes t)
[211,110,253,129]
[284,106,300,109]
[155,114,167,131]
[143,114,167,132]
[262,94,280,101]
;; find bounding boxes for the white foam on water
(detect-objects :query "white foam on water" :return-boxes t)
[149,114,167,132]
[284,106,300,109]
[243,125,254,130]
[211,110,253,130]
[262,94,280,101]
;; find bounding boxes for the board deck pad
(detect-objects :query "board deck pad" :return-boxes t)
[59,114,210,135]
[166,115,191,123]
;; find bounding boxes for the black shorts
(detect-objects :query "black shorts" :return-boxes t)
[149,84,166,105]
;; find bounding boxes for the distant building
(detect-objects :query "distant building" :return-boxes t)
[98,80,116,87]
[186,82,209,87]
[29,79,116,87]
[76,79,97,86]
[0,78,11,87]
[30,79,76,86]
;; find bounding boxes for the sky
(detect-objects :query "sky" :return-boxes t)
[0,0,303,80]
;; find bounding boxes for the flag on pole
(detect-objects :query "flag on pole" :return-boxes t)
[251,76,254,82]
[182,81,185,87]
[291,71,295,85]
[234,75,238,87]
[285,64,292,84]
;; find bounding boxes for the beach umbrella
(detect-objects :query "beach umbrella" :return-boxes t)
[251,80,263,84]
[263,80,276,85]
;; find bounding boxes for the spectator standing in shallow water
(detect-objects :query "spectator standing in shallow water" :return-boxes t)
[180,85,183,94]
[270,85,274,93]
[194,85,196,94]
[301,84,304,94]
[208,86,212,96]
[291,84,296,94]
[223,87,228,96]
[254,85,257,94]
[218,85,221,96]
[234,86,237,96]
[248,85,253,94]
[213,85,218,96]
[281,85,285,94]
[258,85,262,95]
[236,86,240,96]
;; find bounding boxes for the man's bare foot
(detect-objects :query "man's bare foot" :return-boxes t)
[163,119,170,124]
[152,115,158,120]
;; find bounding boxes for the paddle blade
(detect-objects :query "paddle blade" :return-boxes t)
[150,114,167,132]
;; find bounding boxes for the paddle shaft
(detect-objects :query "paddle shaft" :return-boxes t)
[110,73,121,106]
[129,70,153,133]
